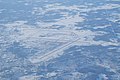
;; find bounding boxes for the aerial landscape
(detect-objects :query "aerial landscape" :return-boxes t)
[0,0,120,80]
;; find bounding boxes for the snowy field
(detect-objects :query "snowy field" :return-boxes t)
[0,0,120,80]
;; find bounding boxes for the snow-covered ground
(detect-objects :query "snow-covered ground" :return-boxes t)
[0,0,120,80]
